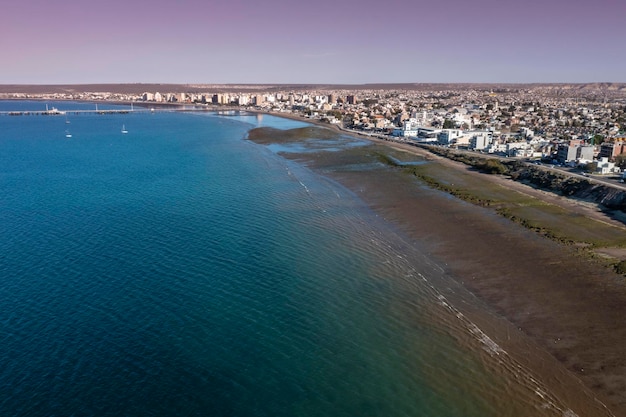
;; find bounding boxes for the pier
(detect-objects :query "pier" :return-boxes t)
[0,108,145,116]
[0,104,234,117]
[0,107,213,116]
[0,102,153,117]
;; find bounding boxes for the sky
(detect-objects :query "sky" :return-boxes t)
[1,0,625,84]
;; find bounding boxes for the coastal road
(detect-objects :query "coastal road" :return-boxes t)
[534,163,626,191]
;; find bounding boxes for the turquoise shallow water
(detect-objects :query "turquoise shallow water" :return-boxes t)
[0,102,570,416]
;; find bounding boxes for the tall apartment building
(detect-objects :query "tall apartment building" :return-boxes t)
[556,144,578,162]
[556,141,594,163]
[599,139,626,160]
[216,94,230,105]
[238,95,250,106]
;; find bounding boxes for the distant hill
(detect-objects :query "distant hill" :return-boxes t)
[1,82,626,94]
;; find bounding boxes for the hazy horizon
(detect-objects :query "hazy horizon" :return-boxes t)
[3,0,625,85]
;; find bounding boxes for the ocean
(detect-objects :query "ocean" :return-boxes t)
[0,101,576,416]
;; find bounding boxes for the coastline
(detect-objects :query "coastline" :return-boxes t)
[244,112,626,416]
[6,98,625,414]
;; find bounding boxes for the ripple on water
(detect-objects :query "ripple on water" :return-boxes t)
[0,106,603,417]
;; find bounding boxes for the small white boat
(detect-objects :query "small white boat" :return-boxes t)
[65,130,72,138]
[121,124,128,134]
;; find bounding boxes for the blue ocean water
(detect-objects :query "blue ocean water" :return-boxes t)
[0,102,569,416]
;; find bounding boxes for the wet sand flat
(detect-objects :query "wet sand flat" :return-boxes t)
[248,126,626,417]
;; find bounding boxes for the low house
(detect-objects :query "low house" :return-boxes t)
[596,157,621,175]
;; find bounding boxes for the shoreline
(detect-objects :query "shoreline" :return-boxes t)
[244,113,626,416]
[5,99,625,415]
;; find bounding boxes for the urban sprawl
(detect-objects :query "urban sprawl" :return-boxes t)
[4,84,626,180]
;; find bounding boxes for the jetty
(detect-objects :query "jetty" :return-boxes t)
[1,103,236,117]
[0,103,149,117]
[0,108,145,116]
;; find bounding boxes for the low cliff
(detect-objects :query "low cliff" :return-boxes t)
[425,146,626,213]
[510,165,626,212]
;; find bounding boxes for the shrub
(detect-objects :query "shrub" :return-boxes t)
[476,159,508,175]
[614,260,626,275]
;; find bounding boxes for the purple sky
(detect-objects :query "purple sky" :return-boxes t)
[2,0,625,84]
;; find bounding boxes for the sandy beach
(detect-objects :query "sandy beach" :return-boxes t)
[247,116,626,417]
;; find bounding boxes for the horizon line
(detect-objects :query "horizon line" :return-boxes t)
[2,81,626,87]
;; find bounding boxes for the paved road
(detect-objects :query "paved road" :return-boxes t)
[533,163,626,191]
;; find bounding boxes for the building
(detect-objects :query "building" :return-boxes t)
[371,114,387,129]
[555,140,592,163]
[411,110,431,126]
[235,95,248,106]
[468,131,492,151]
[578,145,595,162]
[519,127,534,138]
[216,94,230,105]
[599,139,626,160]
[555,143,594,163]
[596,157,621,175]
[416,127,441,141]
[393,118,419,137]
[438,129,464,146]
[556,144,578,163]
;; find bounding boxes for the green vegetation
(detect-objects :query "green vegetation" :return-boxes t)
[414,163,626,246]
[373,150,426,167]
[247,126,341,144]
[421,146,626,210]
[442,119,455,129]
[250,130,626,275]
[584,162,598,173]
[425,147,514,175]
[375,152,401,167]
[614,260,626,275]
[591,135,605,145]
[406,166,497,207]
[377,147,626,271]
[475,158,508,175]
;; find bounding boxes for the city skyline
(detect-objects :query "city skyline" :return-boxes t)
[2,0,625,85]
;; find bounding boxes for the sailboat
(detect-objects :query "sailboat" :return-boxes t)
[121,124,128,134]
[65,129,72,138]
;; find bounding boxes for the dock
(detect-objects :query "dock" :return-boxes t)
[0,109,145,116]
[0,104,222,117]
